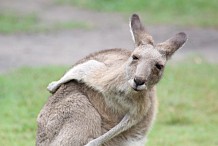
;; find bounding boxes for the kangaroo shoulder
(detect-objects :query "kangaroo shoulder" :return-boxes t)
[75,48,131,66]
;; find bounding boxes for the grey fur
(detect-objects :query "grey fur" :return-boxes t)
[36,14,187,146]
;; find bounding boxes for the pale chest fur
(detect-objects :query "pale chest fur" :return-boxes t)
[83,85,157,143]
[103,89,152,117]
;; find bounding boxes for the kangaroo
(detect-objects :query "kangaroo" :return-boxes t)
[36,14,187,146]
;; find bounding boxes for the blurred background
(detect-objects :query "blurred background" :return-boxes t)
[0,0,217,146]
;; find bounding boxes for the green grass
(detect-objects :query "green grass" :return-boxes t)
[0,13,37,33]
[0,12,91,34]
[0,66,68,146]
[0,61,218,146]
[148,61,218,146]
[35,21,92,32]
[58,0,218,27]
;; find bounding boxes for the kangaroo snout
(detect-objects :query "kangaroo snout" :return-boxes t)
[134,77,146,86]
[128,77,147,91]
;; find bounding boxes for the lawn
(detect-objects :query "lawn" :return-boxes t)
[1,1,217,34]
[0,12,90,34]
[58,0,218,27]
[0,60,217,146]
[0,13,37,33]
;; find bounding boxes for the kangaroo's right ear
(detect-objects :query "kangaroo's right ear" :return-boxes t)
[129,14,154,46]
[156,32,187,60]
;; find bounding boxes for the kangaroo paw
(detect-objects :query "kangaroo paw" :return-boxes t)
[84,140,99,146]
[47,81,59,93]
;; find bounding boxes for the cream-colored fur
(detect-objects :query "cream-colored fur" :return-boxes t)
[47,60,106,93]
[36,14,187,146]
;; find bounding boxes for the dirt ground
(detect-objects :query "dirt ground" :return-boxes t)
[0,0,218,73]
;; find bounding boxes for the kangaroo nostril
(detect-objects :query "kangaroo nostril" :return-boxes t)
[134,77,145,86]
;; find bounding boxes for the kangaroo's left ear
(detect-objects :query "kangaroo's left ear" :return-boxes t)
[129,14,154,46]
[156,32,187,60]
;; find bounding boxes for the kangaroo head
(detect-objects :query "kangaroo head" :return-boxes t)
[126,14,187,91]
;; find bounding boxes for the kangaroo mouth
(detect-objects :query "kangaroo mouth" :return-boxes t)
[128,79,147,91]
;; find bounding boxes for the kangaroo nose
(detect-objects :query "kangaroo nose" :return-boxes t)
[134,77,146,86]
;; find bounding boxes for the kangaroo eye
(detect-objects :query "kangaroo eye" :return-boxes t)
[155,63,163,70]
[132,55,139,60]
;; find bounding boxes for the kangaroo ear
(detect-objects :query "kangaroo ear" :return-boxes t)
[156,32,187,60]
[129,14,154,46]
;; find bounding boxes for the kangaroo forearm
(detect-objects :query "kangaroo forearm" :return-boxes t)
[85,114,138,146]
[47,60,106,93]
